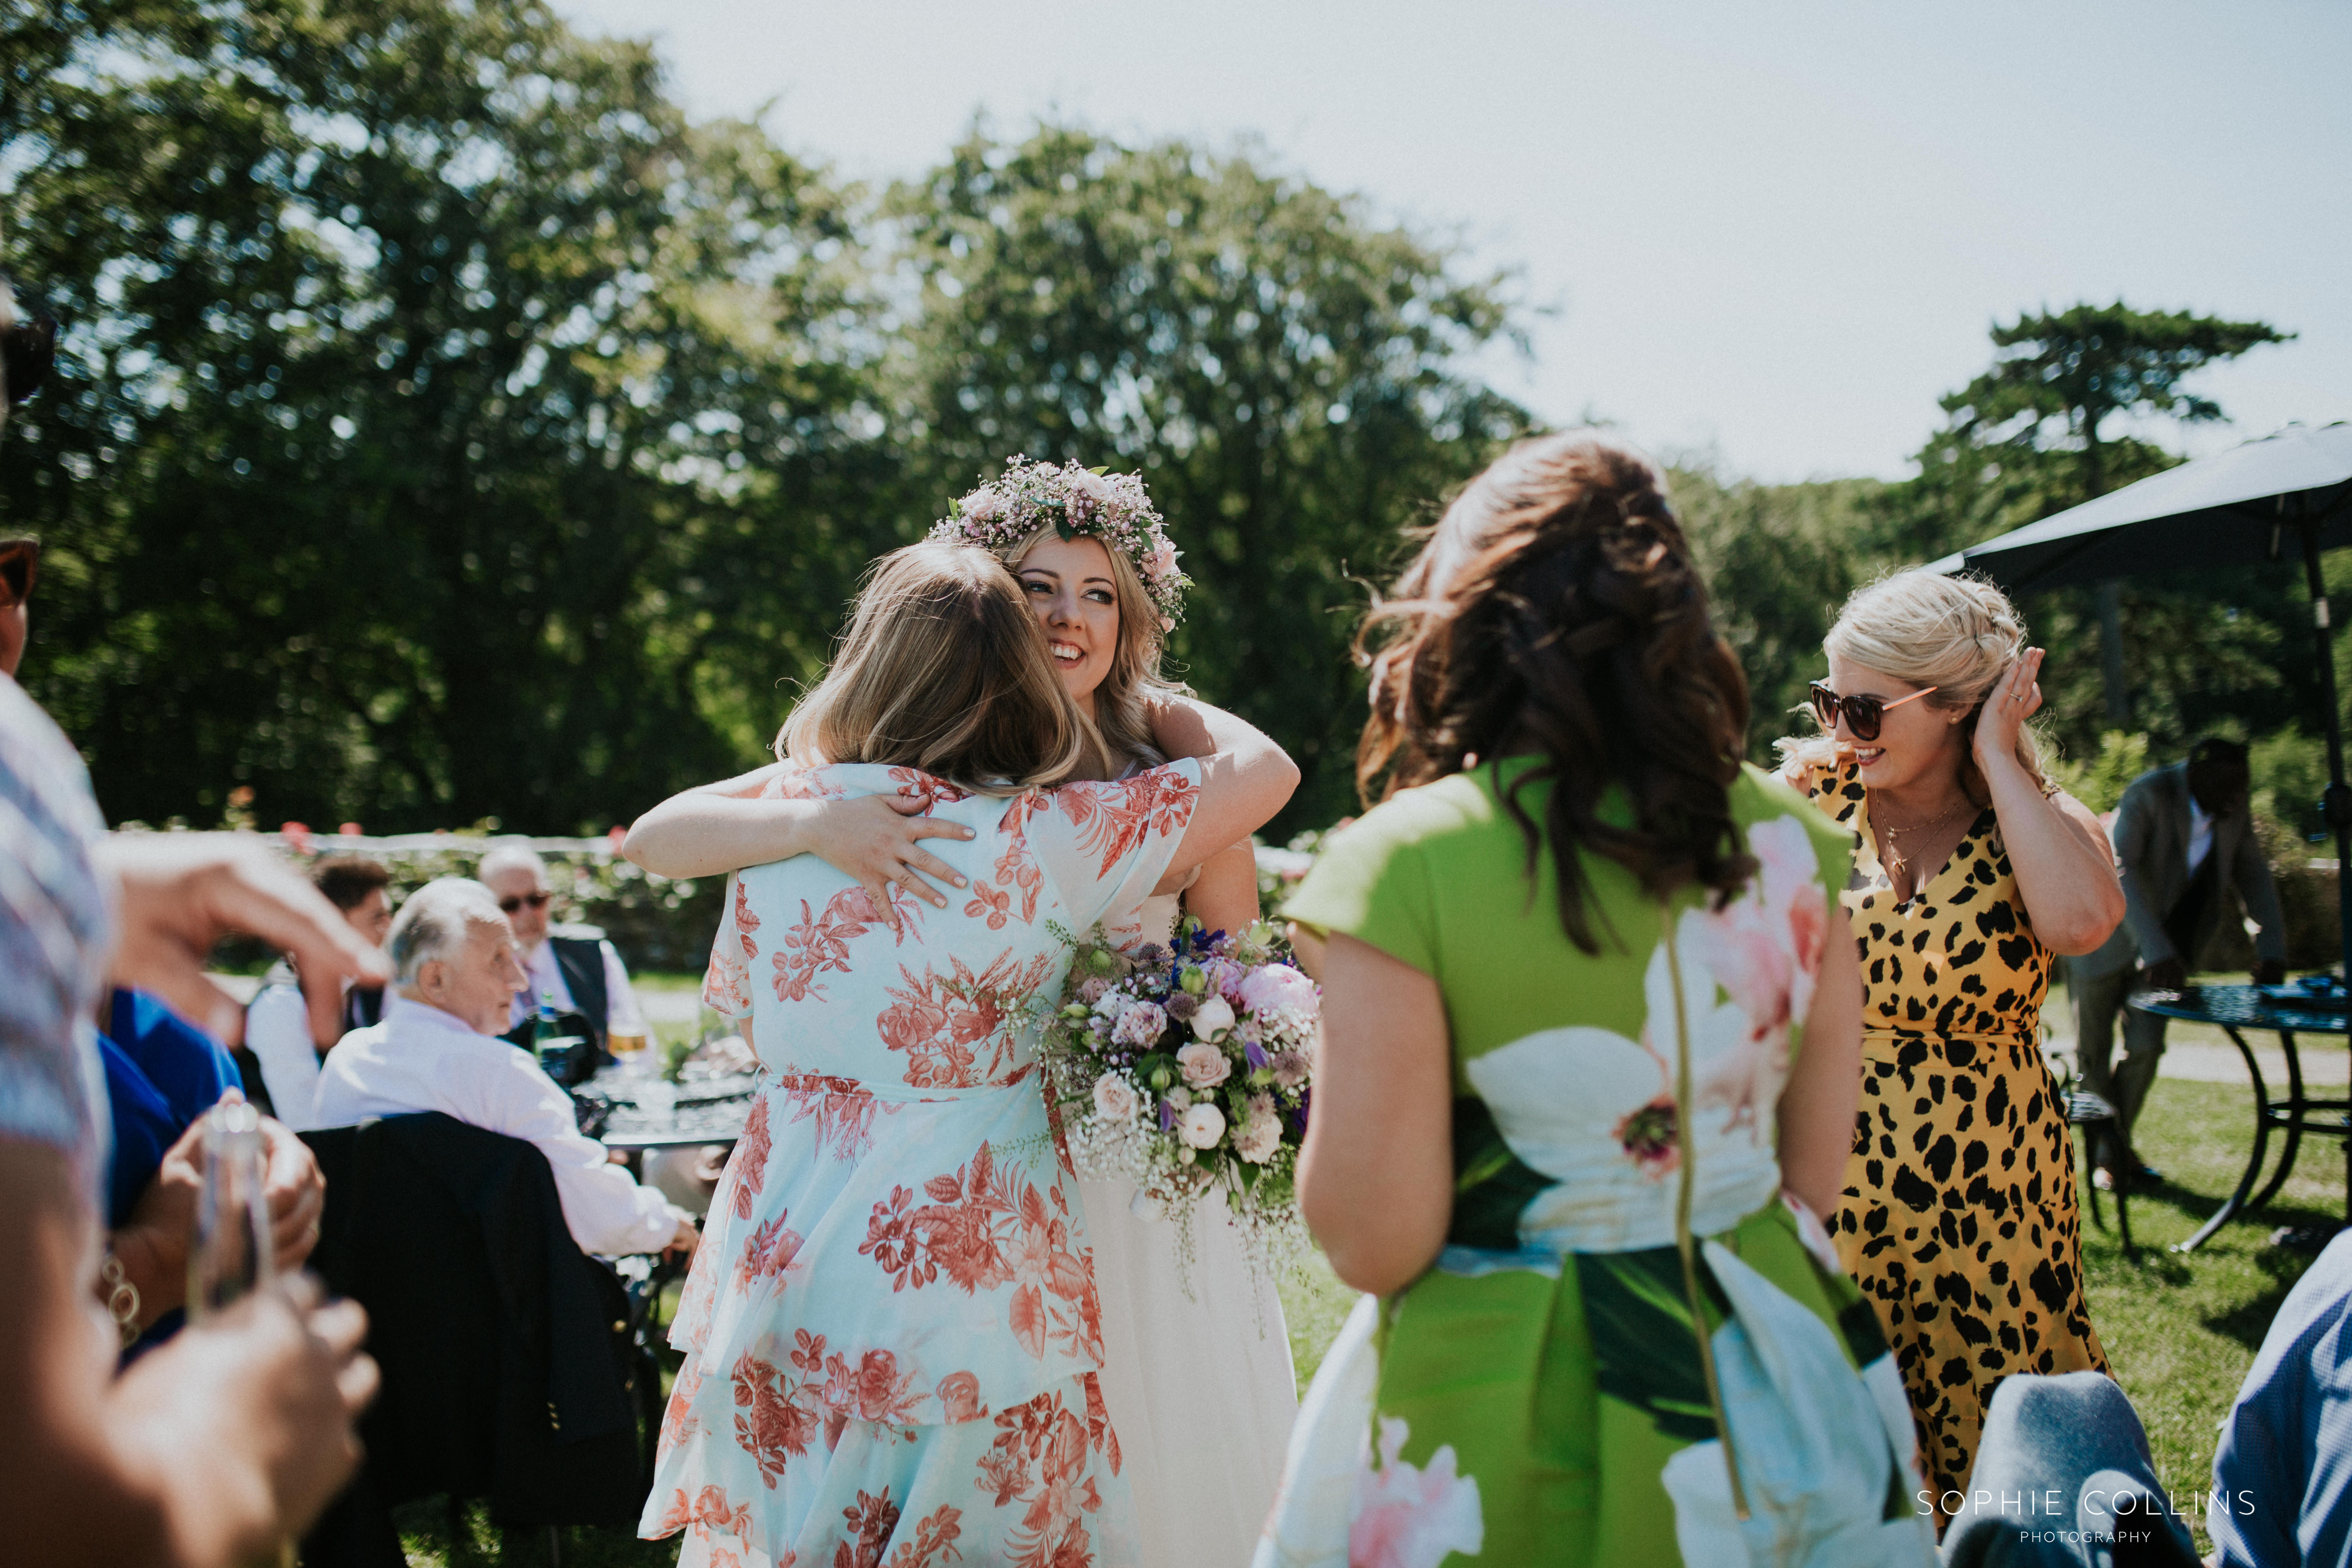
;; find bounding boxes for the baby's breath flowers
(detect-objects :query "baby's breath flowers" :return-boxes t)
[930,455,1189,630]
[1039,914,1318,1294]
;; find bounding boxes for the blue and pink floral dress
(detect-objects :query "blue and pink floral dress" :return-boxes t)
[642,759,1202,1568]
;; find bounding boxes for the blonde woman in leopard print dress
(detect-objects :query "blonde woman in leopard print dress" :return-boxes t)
[1782,571,2125,1528]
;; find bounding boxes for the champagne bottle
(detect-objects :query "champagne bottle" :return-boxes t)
[186,1098,274,1320]
[186,1099,296,1568]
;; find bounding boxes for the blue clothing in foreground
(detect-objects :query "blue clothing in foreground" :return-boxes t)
[2211,1227,2352,1567]
[99,989,240,1228]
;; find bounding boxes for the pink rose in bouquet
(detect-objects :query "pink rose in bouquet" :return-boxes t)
[1092,1072,1142,1122]
[1176,1041,1232,1090]
[1240,963,1318,1019]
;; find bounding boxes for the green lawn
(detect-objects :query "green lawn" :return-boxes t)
[393,1068,2324,1563]
[2081,1074,2336,1556]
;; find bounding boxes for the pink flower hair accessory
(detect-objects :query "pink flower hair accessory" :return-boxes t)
[930,454,1190,627]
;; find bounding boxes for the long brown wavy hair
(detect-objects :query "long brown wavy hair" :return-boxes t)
[1357,433,1755,953]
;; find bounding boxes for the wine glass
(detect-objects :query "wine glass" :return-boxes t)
[607,1024,651,1077]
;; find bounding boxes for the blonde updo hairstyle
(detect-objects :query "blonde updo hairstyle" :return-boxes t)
[1781,570,2047,800]
[1000,521,1184,776]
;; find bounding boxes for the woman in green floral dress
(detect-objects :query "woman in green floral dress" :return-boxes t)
[1256,435,1935,1568]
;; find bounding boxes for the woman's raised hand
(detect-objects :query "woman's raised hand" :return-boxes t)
[807,793,974,931]
[1971,646,2045,776]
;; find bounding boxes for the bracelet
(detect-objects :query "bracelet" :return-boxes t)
[98,1252,142,1348]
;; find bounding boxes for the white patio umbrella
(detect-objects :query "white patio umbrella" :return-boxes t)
[1931,423,2352,980]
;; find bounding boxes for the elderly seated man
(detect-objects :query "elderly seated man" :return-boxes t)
[312,877,696,1259]
[478,842,646,1081]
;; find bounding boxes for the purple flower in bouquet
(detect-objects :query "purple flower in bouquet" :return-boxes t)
[1164,991,1200,1023]
[1112,1000,1168,1049]
[1270,1049,1310,1091]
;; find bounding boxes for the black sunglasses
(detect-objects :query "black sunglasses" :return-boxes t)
[0,538,35,608]
[1809,681,1937,743]
[498,891,551,915]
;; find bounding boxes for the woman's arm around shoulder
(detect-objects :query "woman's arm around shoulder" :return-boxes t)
[623,761,973,922]
[1149,695,1300,877]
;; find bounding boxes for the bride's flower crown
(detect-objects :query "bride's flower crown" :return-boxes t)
[930,455,1189,630]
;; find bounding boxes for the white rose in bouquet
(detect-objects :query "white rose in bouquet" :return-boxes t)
[1177,1102,1226,1149]
[1191,995,1237,1042]
[1235,1094,1282,1164]
[1176,1041,1231,1089]
[1091,1072,1141,1122]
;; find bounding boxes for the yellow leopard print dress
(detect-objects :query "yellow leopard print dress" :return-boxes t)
[1797,757,2108,1521]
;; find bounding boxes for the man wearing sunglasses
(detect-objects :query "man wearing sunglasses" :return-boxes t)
[2069,737,2288,1190]
[478,842,646,1085]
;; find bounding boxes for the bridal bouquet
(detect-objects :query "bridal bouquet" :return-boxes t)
[1040,916,1318,1286]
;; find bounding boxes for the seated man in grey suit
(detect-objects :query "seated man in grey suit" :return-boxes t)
[2067,736,2287,1189]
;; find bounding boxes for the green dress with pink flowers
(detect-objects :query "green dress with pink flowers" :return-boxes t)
[1256,760,1936,1568]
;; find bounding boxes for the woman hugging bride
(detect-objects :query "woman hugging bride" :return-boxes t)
[626,462,1301,1568]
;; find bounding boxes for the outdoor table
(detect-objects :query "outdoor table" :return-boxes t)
[582,1063,761,1152]
[2130,983,2352,1251]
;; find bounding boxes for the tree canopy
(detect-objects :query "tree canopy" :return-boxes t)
[1,2,1528,837]
[0,0,2323,852]
[4,0,881,831]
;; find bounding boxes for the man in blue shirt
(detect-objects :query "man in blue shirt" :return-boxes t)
[2210,1228,2352,1564]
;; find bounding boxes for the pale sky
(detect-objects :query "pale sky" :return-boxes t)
[555,0,2349,484]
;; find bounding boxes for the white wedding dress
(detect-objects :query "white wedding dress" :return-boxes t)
[1081,891,1299,1568]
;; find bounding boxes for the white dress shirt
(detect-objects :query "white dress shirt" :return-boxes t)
[2187,796,2215,877]
[508,932,646,1034]
[312,994,682,1256]
[243,983,325,1132]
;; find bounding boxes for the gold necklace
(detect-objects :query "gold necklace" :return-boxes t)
[1874,796,1973,879]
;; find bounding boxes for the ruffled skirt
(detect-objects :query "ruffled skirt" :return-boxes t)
[643,1071,1137,1567]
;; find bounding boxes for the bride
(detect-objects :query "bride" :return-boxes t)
[626,459,1302,1566]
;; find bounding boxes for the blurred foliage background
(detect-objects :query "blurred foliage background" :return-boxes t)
[3,0,2330,855]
